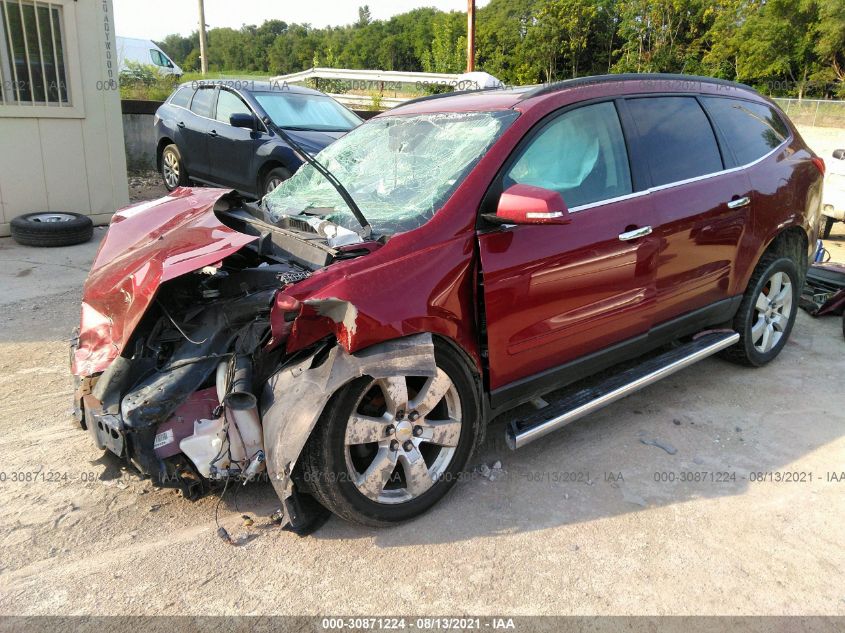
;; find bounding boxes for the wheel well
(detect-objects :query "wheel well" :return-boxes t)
[763,226,809,288]
[257,160,288,193]
[156,138,173,171]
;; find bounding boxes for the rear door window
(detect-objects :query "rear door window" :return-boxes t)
[190,87,215,118]
[505,101,633,209]
[626,97,723,187]
[169,87,193,108]
[700,97,789,166]
[215,90,252,124]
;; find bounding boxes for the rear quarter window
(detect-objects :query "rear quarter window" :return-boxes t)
[700,97,789,166]
[626,96,723,187]
[169,87,193,108]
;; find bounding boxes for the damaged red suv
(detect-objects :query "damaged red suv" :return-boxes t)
[72,74,823,530]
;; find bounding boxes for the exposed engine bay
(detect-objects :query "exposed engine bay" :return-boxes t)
[71,192,388,530]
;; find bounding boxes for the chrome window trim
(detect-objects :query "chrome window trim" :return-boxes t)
[568,134,791,214]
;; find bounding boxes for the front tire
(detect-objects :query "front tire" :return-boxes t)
[262,167,291,197]
[300,341,482,527]
[723,255,799,367]
[160,144,189,191]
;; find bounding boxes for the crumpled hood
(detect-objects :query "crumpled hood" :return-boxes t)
[72,187,256,377]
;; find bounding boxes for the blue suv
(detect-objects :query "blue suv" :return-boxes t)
[155,81,362,198]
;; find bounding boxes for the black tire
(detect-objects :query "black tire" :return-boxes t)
[722,255,799,367]
[821,215,836,239]
[262,167,291,197]
[160,144,190,191]
[10,212,93,247]
[300,340,482,527]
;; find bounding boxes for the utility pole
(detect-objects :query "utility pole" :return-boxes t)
[466,0,475,73]
[198,0,208,75]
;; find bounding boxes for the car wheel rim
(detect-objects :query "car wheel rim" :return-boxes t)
[162,151,179,188]
[751,271,793,354]
[344,370,462,505]
[28,213,77,223]
[265,178,281,194]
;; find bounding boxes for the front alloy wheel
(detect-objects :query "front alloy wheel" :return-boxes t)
[300,342,481,526]
[344,372,462,504]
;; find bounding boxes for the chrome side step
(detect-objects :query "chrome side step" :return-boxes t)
[505,331,740,450]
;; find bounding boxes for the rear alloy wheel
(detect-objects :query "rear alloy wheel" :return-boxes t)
[723,255,799,367]
[301,342,481,526]
[161,144,189,191]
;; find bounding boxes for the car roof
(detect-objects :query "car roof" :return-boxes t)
[174,80,327,97]
[387,73,762,116]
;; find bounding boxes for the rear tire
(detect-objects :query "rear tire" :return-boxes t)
[821,215,836,239]
[10,212,93,247]
[160,144,189,191]
[722,255,799,367]
[299,340,482,527]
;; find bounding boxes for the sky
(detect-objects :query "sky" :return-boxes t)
[113,0,490,41]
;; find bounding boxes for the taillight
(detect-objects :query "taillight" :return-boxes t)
[812,157,826,176]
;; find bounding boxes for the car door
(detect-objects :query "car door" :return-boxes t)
[207,88,262,193]
[179,86,216,180]
[624,96,753,325]
[478,100,661,393]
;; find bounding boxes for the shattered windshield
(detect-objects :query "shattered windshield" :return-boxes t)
[263,110,518,236]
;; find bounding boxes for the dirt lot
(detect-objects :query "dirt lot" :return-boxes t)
[1,139,844,620]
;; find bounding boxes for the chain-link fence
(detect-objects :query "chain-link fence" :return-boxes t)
[773,98,845,129]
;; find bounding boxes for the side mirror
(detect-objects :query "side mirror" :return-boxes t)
[494,184,569,225]
[230,113,257,130]
[833,149,845,160]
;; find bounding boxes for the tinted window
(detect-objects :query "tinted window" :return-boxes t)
[216,90,251,124]
[190,87,215,118]
[627,97,722,187]
[505,101,632,208]
[701,97,788,165]
[169,86,193,108]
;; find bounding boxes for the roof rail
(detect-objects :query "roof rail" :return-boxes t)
[391,85,512,111]
[519,73,756,100]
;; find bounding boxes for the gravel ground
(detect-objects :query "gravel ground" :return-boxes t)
[0,222,843,619]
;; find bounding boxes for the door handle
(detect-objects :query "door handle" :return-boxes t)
[177,121,185,128]
[618,226,652,241]
[209,129,218,137]
[727,196,750,209]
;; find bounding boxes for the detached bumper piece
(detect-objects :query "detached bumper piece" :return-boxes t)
[506,331,740,450]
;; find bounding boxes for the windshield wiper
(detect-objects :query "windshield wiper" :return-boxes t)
[270,121,372,238]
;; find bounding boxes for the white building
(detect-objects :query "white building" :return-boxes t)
[0,0,128,237]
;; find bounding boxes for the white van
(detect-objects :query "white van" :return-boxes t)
[117,36,183,76]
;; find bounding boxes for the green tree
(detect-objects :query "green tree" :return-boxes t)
[421,12,466,73]
[733,0,820,98]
